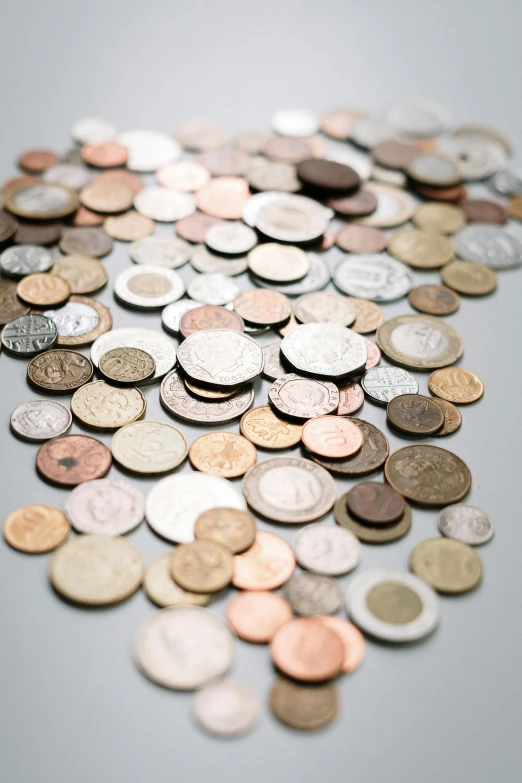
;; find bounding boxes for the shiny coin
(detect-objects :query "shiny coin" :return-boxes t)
[117,129,180,171]
[310,418,389,476]
[114,266,185,309]
[406,153,462,187]
[284,573,342,616]
[346,297,385,334]
[413,202,466,234]
[234,289,292,327]
[336,380,364,415]
[262,342,287,380]
[336,224,386,253]
[410,537,483,594]
[452,224,522,269]
[232,531,295,590]
[432,398,462,437]
[161,299,203,333]
[134,186,196,222]
[0,280,30,323]
[387,228,455,269]
[408,284,460,315]
[362,366,418,404]
[376,314,464,370]
[428,367,484,404]
[0,211,19,244]
[243,191,289,227]
[355,183,415,228]
[10,399,72,441]
[91,327,176,381]
[247,162,300,192]
[438,504,494,546]
[52,255,108,295]
[1,314,57,355]
[179,304,244,338]
[333,254,413,301]
[71,117,118,144]
[269,374,339,420]
[281,322,367,378]
[71,380,145,429]
[99,347,155,384]
[297,158,360,192]
[174,121,228,152]
[194,508,256,554]
[247,243,308,283]
[240,405,302,449]
[17,273,70,307]
[226,591,293,643]
[3,504,70,553]
[111,420,188,474]
[346,481,404,524]
[270,677,338,731]
[251,252,330,296]
[270,618,344,682]
[144,553,210,608]
[27,349,93,393]
[440,260,497,295]
[80,182,134,214]
[190,244,248,276]
[462,199,506,225]
[387,394,445,435]
[385,444,471,506]
[64,479,144,535]
[196,177,250,220]
[189,432,257,478]
[294,291,356,327]
[44,296,112,347]
[43,163,95,191]
[130,236,191,268]
[161,370,254,425]
[489,167,522,196]
[156,160,210,191]
[104,210,154,241]
[177,329,263,388]
[187,273,240,306]
[271,109,319,137]
[205,221,257,255]
[255,194,331,244]
[0,244,53,278]
[335,494,411,544]
[81,141,128,168]
[328,187,378,217]
[171,539,233,593]
[345,568,440,642]
[6,183,79,220]
[59,226,113,257]
[302,416,363,458]
[293,523,361,576]
[192,680,260,738]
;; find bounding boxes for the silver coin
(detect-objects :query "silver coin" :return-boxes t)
[0,245,53,278]
[161,369,254,424]
[356,183,415,228]
[438,504,494,546]
[117,130,181,172]
[361,366,418,405]
[189,245,248,276]
[114,266,185,309]
[281,322,367,378]
[205,221,257,255]
[243,191,287,226]
[247,162,300,193]
[187,273,240,305]
[44,302,99,337]
[42,164,95,191]
[284,572,342,617]
[345,569,440,643]
[271,108,319,137]
[10,399,72,441]
[452,224,522,270]
[489,167,522,197]
[64,479,145,535]
[91,327,176,381]
[333,254,413,301]
[130,236,191,268]
[192,679,260,737]
[371,164,406,189]
[438,135,507,181]
[71,117,118,144]
[262,342,286,380]
[1,314,57,355]
[252,253,331,295]
[269,374,340,419]
[292,523,362,576]
[134,607,235,690]
[133,186,196,222]
[294,292,356,327]
[350,117,397,149]
[161,299,203,334]
[255,194,332,244]
[385,104,445,137]
[177,329,264,388]
[146,473,246,543]
[407,153,462,187]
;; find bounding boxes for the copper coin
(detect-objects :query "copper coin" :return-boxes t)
[80,183,134,214]
[175,212,223,243]
[327,188,378,217]
[336,224,386,253]
[311,231,336,251]
[232,531,295,590]
[385,444,471,505]
[17,273,71,307]
[189,432,257,478]
[432,398,462,437]
[27,349,93,393]
[372,140,418,170]
[507,196,522,221]
[18,149,60,174]
[387,394,445,435]
[308,418,389,477]
[81,142,128,168]
[363,336,381,370]
[297,158,360,192]
[3,504,70,554]
[36,434,111,486]
[233,289,292,327]
[301,416,363,458]
[412,182,467,203]
[196,177,250,219]
[179,305,244,338]
[334,493,412,544]
[59,226,113,257]
[346,481,404,524]
[408,284,460,315]
[104,210,154,241]
[347,297,385,334]
[3,175,40,192]
[13,220,63,245]
[316,616,366,673]
[194,507,256,554]
[0,279,30,324]
[184,380,237,400]
[461,199,507,224]
[336,381,364,415]
[93,168,143,195]
[270,618,344,682]
[263,136,313,164]
[170,539,233,593]
[227,591,293,643]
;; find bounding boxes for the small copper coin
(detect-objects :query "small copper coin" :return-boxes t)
[346,482,404,524]
[428,368,484,404]
[335,494,412,544]
[81,142,128,168]
[194,507,256,554]
[3,504,70,553]
[175,212,223,243]
[372,140,418,170]
[297,158,360,192]
[387,394,445,435]
[412,182,467,203]
[507,196,522,221]
[327,188,378,217]
[94,168,143,195]
[36,434,112,486]
[240,406,303,449]
[27,349,93,392]
[196,177,250,219]
[432,399,462,437]
[233,289,291,327]
[270,618,344,682]
[18,149,60,173]
[104,210,154,241]
[309,418,389,477]
[189,432,257,478]
[336,224,386,253]
[170,539,233,593]
[0,279,30,324]
[180,305,244,338]
[80,183,134,214]
[99,347,155,383]
[461,200,507,224]
[59,226,113,258]
[408,285,460,315]
[232,531,295,590]
[316,616,366,673]
[17,274,71,307]
[13,220,63,245]
[301,416,363,458]
[3,175,40,192]
[226,591,293,643]
[269,677,339,731]
[336,381,364,415]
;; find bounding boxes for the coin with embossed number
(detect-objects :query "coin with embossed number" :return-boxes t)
[71,380,146,429]
[293,523,361,576]
[189,432,257,478]
[27,349,93,393]
[10,400,72,441]
[111,420,188,474]
[309,418,389,477]
[99,347,155,384]
[3,504,70,553]
[428,367,484,404]
[302,416,363,458]
[16,273,70,307]
[269,374,339,420]
[438,504,494,546]
[385,444,471,506]
[64,479,144,535]
[409,537,483,594]
[2,314,58,355]
[177,329,263,388]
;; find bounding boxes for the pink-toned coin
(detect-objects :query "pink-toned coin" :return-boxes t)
[301,416,364,458]
[316,616,366,673]
[175,212,223,243]
[362,337,381,370]
[336,224,387,253]
[336,381,364,415]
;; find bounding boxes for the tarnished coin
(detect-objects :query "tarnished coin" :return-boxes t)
[156,160,210,191]
[269,374,339,419]
[187,273,240,306]
[335,494,411,544]
[284,573,342,616]
[376,314,464,370]
[440,260,497,296]
[251,253,330,296]
[438,504,494,546]
[226,591,293,643]
[385,444,471,506]
[117,129,180,171]
[263,136,313,164]
[439,134,506,181]
[309,418,389,477]
[194,508,256,554]
[189,432,257,478]
[71,380,145,429]
[27,349,93,393]
[262,342,287,381]
[336,380,364,415]
[387,394,445,435]
[407,153,462,187]
[13,219,63,245]
[171,539,233,593]
[0,244,53,278]
[316,616,366,673]
[130,236,191,269]
[205,221,257,255]
[144,554,210,608]
[3,504,70,553]
[302,416,363,458]
[193,680,260,738]
[0,280,30,324]
[234,289,292,328]
[16,273,70,308]
[52,255,108,295]
[190,244,248,277]
[247,162,300,192]
[240,405,302,449]
[293,523,361,576]
[161,370,254,425]
[59,226,113,257]
[99,347,155,384]
[179,305,244,338]
[409,538,483,594]
[428,367,484,404]
[111,420,188,474]
[432,398,462,437]
[297,158,360,191]
[161,300,203,334]
[247,243,308,283]
[134,186,196,222]
[270,618,344,681]
[462,199,506,225]
[355,183,415,228]
[362,366,418,404]
[174,121,228,152]
[64,479,144,535]
[10,400,72,441]
[347,482,404,524]
[254,194,332,244]
[6,183,80,220]
[281,322,367,378]
[387,228,455,269]
[270,677,339,731]
[81,141,128,168]
[345,569,440,642]
[242,457,336,524]
[346,297,385,334]
[1,314,57,355]
[413,202,466,234]
[294,292,356,328]
[333,254,413,301]
[104,210,154,241]
[114,266,185,310]
[134,607,234,690]
[452,224,522,269]
[408,285,460,315]
[177,329,264,388]
[232,531,295,590]
[91,327,177,381]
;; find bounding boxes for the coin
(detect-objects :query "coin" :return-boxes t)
[0,210,18,243]
[346,482,404,524]
[134,607,234,690]
[270,677,338,731]
[269,374,340,419]
[43,296,111,348]
[376,314,464,370]
[43,163,95,191]
[409,538,483,594]
[438,504,494,546]
[232,530,295,590]
[252,252,331,296]
[294,292,356,328]
[6,183,80,220]
[254,193,331,243]
[226,591,293,643]
[17,273,70,307]
[71,117,118,144]
[202,222,255,257]
[27,349,93,392]
[114,266,185,309]
[247,243,308,283]
[59,226,113,257]
[406,153,462,187]
[350,117,396,149]
[187,273,240,306]
[242,457,336,523]
[99,347,155,383]
[281,322,367,378]
[192,680,260,737]
[177,329,263,388]
[345,569,440,642]
[372,139,418,168]
[71,206,104,227]
[440,134,506,180]
[1,244,54,278]
[372,163,406,188]
[361,366,418,404]
[1,314,58,355]
[10,399,72,441]
[52,255,108,295]
[293,523,361,576]
[271,109,319,137]
[452,224,522,269]
[247,162,300,192]
[117,129,180,171]
[461,199,506,225]
[174,121,228,151]
[233,290,292,329]
[432,398,462,437]
[194,508,256,554]
[156,160,211,191]
[235,131,271,154]
[385,444,471,506]
[310,418,389,477]
[428,367,484,404]
[104,211,155,241]
[94,168,143,194]
[490,167,522,196]
[440,260,497,296]
[71,380,145,429]
[335,224,386,254]
[3,504,70,553]
[18,149,59,173]
[387,394,445,435]
[64,479,144,535]
[316,616,366,673]
[240,405,302,449]
[333,254,413,301]
[262,342,287,380]
[408,285,460,315]
[346,297,384,334]
[336,380,364,415]
[413,202,466,234]
[334,494,412,544]
[50,533,143,605]
[80,182,134,213]
[284,573,342,617]
[297,158,360,192]
[91,327,177,381]
[355,183,415,228]
[161,370,254,425]
[170,539,233,593]
[301,416,363,458]
[179,304,244,338]
[507,195,522,221]
[161,300,203,333]
[196,176,250,219]
[143,553,211,608]
[270,618,344,681]
[134,186,196,222]
[14,222,64,248]
[111,420,188,474]
[189,432,257,479]
[387,228,455,269]
[146,473,246,544]
[0,280,30,323]
[190,245,247,278]
[328,188,378,217]
[176,212,224,243]
[184,380,237,400]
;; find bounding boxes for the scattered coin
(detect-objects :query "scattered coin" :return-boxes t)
[0,244,54,278]
[507,195,522,221]
[190,244,248,277]
[335,494,412,544]
[59,226,113,257]
[227,591,293,643]
[316,616,366,673]
[240,405,302,449]
[233,530,295,592]
[10,399,72,441]
[385,444,471,506]
[174,121,228,151]
[161,300,203,334]
[438,504,494,546]
[161,370,254,425]
[179,304,244,338]
[27,349,93,392]
[336,380,364,415]
[355,182,415,228]
[1,313,58,355]
[406,153,462,187]
[52,255,108,295]
[432,398,462,437]
[235,131,271,154]
[192,680,260,738]
[144,553,211,608]
[336,224,386,254]
[44,296,112,347]
[261,342,286,381]
[134,186,196,222]
[189,432,257,478]
[285,573,342,617]
[347,482,404,524]
[171,539,233,593]
[263,136,313,164]
[6,183,80,220]
[117,129,181,171]
[156,160,211,191]
[0,210,19,244]
[281,322,367,378]
[439,134,506,181]
[91,327,177,381]
[440,260,497,296]
[361,366,418,404]
[346,297,385,333]
[252,252,331,296]
[490,167,522,197]
[270,677,339,731]
[71,380,145,429]
[197,176,250,220]
[269,374,340,420]
[0,279,30,323]
[387,394,445,435]
[80,182,134,214]
[64,479,144,535]
[104,210,155,241]
[18,149,59,173]
[413,202,466,234]
[293,523,361,576]
[409,537,483,594]
[452,224,522,269]
[16,273,70,307]
[328,187,378,217]
[271,109,319,137]
[362,337,381,371]
[94,168,143,194]
[111,420,188,474]
[293,292,356,328]
[247,162,300,192]
[194,508,256,555]
[247,243,309,283]
[177,329,263,388]
[71,117,118,145]
[205,221,257,255]
[387,228,455,269]
[184,380,237,400]
[408,284,460,315]
[372,139,418,169]
[99,347,155,384]
[114,266,185,309]
[333,254,413,301]
[301,416,363,458]
[234,289,292,328]
[255,193,331,244]
[43,163,95,191]
[270,617,344,682]
[428,367,484,404]
[297,158,360,192]
[187,273,240,306]
[176,212,224,243]
[376,313,464,370]
[3,504,70,553]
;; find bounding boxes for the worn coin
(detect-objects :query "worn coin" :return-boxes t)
[204,221,256,256]
[333,254,413,301]
[328,187,378,217]
[0,245,53,278]
[144,553,210,608]
[270,618,344,681]
[27,349,93,393]
[270,677,338,731]
[408,285,460,315]
[111,420,188,474]
[3,504,70,553]
[387,228,455,269]
[192,680,260,738]
[187,273,240,306]
[6,183,80,220]
[240,405,302,449]
[10,399,72,441]
[94,168,143,195]
[114,266,185,309]
[334,494,411,544]
[0,279,30,324]
[59,226,114,257]
[346,297,384,334]
[440,260,497,295]
[269,374,339,420]
[263,136,313,164]
[194,508,256,554]
[336,380,364,415]
[232,530,295,590]
[461,199,506,225]
[432,398,462,437]
[281,322,367,378]
[71,380,145,429]
[335,224,386,254]
[189,432,257,478]
[347,482,404,524]
[247,162,300,192]
[80,182,134,214]
[410,537,483,594]
[130,236,191,269]
[385,444,471,506]
[247,243,308,283]
[179,305,244,338]
[226,591,293,643]
[43,163,95,191]
[197,176,250,220]
[387,394,445,435]
[177,329,263,388]
[13,220,64,246]
[183,380,237,400]
[44,297,112,347]
[99,347,155,384]
[176,212,223,243]
[161,370,254,425]
[302,416,363,458]
[134,186,196,222]
[376,314,464,370]
[440,134,506,181]
[104,210,155,241]
[252,253,330,296]
[294,292,356,328]
[293,523,361,576]
[171,539,233,593]
[91,327,177,381]
[16,273,70,308]
[64,479,144,535]
[413,202,466,234]
[233,290,292,329]
[428,367,484,404]
[161,300,203,334]
[284,573,342,617]
[52,255,108,295]
[362,366,418,404]
[18,149,58,173]
[452,224,522,269]
[438,504,494,546]
[1,314,58,355]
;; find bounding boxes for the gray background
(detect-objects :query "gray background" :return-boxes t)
[1,1,521,781]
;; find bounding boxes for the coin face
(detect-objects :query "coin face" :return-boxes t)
[3,504,70,553]
[161,300,203,334]
[269,374,340,419]
[192,680,260,737]
[16,273,70,307]
[377,314,464,370]
[27,349,93,392]
[194,508,256,554]
[64,479,144,535]
[334,494,412,544]
[114,266,185,309]
[409,537,483,594]
[269,677,339,731]
[407,153,462,187]
[205,221,257,255]
[428,367,484,404]
[161,370,254,425]
[134,186,196,222]
[387,394,445,435]
[301,416,363,458]
[99,347,155,384]
[438,504,494,546]
[385,444,471,506]
[387,228,455,269]
[80,182,133,213]
[43,163,94,192]
[179,305,244,338]
[111,420,188,474]
[187,272,240,305]
[170,539,233,593]
[0,279,30,324]
[408,285,460,315]
[297,158,360,191]
[452,224,522,269]
[36,434,112,485]
[309,418,389,476]
[333,254,413,301]
[91,327,177,381]
[6,183,80,219]
[156,160,211,191]
[1,244,53,278]
[440,260,497,295]
[254,194,331,243]
[247,162,299,192]
[361,366,418,404]
[226,591,293,643]
[270,618,344,682]
[294,292,356,327]
[52,255,108,295]
[196,176,250,219]
[143,553,210,608]
[315,616,366,673]
[81,141,128,168]
[262,342,287,380]
[346,297,384,334]
[44,296,112,347]
[0,211,19,244]
[71,380,145,429]
[190,244,248,277]
[59,226,113,257]
[432,398,462,437]
[232,531,295,590]
[130,236,191,269]
[328,187,377,217]
[1,314,57,355]
[413,202,466,234]
[177,329,264,388]
[189,432,257,478]
[284,573,342,617]
[292,523,361,576]
[247,243,308,283]
[233,290,292,329]
[252,252,330,296]
[240,405,302,449]
[71,117,118,144]
[10,399,72,441]
[281,322,367,378]
[174,121,228,151]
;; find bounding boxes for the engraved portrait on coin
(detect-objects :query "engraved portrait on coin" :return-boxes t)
[281,323,367,378]
[177,330,264,387]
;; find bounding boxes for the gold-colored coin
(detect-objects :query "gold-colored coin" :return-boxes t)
[189,432,257,478]
[80,182,134,213]
[428,368,484,404]
[170,539,233,593]
[99,347,155,383]
[194,507,257,554]
[71,380,146,429]
[432,398,462,436]
[3,504,70,553]
[111,419,188,473]
[441,260,497,296]
[269,677,339,731]
[387,228,454,269]
[143,553,211,608]
[52,254,108,294]
[345,297,384,334]
[278,312,298,337]
[104,210,154,241]
[376,314,464,370]
[366,581,423,624]
[240,405,302,449]
[507,195,522,221]
[184,379,237,399]
[409,537,483,594]
[413,203,466,234]
[17,273,71,307]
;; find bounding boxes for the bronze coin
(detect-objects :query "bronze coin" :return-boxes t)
[441,260,497,296]
[99,347,155,384]
[408,285,460,315]
[428,367,484,404]
[270,677,339,731]
[334,493,412,544]
[327,188,378,217]
[170,539,233,593]
[297,158,360,192]
[308,418,389,476]
[17,274,71,307]
[461,199,507,224]
[104,211,154,241]
[81,142,128,168]
[3,504,70,554]
[432,398,462,437]
[384,444,471,506]
[59,227,113,257]
[0,279,30,324]
[346,481,404,524]
[194,507,256,554]
[93,168,143,195]
[263,136,313,164]
[363,336,381,371]
[80,182,134,214]
[36,434,112,486]
[13,220,63,245]
[234,289,292,327]
[387,394,444,435]
[175,212,223,243]
[197,148,251,177]
[336,224,386,253]
[27,349,94,393]
[0,210,19,243]
[179,305,245,338]
[270,618,344,682]
[51,254,108,295]
[412,182,467,203]
[18,149,60,174]
[336,381,364,415]
[372,140,418,170]
[71,206,105,227]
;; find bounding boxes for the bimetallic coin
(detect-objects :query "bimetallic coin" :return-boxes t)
[294,292,356,328]
[270,677,339,731]
[0,245,53,278]
[376,314,464,370]
[64,480,145,535]
[408,285,460,316]
[232,531,295,590]
[226,591,292,643]
[240,405,302,449]
[335,495,411,544]
[301,416,364,458]
[59,226,113,258]
[385,444,471,506]
[281,322,367,379]
[144,554,210,608]
[130,236,192,269]
[192,680,260,738]
[293,523,361,576]
[91,327,177,382]
[161,370,254,425]
[269,374,339,420]
[428,367,484,404]
[99,347,155,384]
[161,300,203,334]
[3,504,70,553]
[6,183,79,220]
[1,314,57,356]
[270,618,344,682]
[409,538,483,594]
[114,266,185,310]
[44,296,112,347]
[333,254,413,302]
[432,398,462,437]
[187,273,240,306]
[0,280,30,324]
[16,273,70,308]
[194,508,256,554]
[52,255,108,295]
[27,349,93,393]
[452,224,522,270]
[171,539,233,593]
[362,366,418,405]
[111,420,188,474]
[387,394,445,435]
[189,432,256,478]
[177,329,264,388]
[71,380,145,429]
[438,505,494,546]
[284,573,342,617]
[441,260,497,296]
[10,400,72,441]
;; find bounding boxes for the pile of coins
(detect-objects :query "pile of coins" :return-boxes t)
[1,102,516,735]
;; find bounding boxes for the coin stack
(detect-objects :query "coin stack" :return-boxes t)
[0,103,513,735]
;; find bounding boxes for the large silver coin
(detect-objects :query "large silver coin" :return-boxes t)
[438,504,494,546]
[10,400,72,441]
[177,329,264,388]
[130,236,192,269]
[284,573,342,616]
[243,191,288,225]
[187,273,240,305]
[489,167,522,197]
[134,607,235,690]
[255,194,332,243]
[281,322,367,378]
[292,523,362,576]
[333,254,413,301]
[161,299,203,334]
[438,135,507,180]
[189,245,248,277]
[117,130,181,172]
[294,292,356,327]
[114,266,185,309]
[252,253,330,295]
[64,479,145,536]
[91,327,176,381]
[0,245,53,278]
[192,680,260,737]
[2,314,58,355]
[452,224,522,270]
[161,370,254,424]
[361,366,418,404]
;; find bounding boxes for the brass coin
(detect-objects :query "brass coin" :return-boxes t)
[376,314,464,370]
[170,539,233,593]
[99,347,155,384]
[184,379,237,400]
[441,260,497,296]
[194,507,256,554]
[189,432,257,478]
[409,537,483,594]
[0,279,30,324]
[345,297,384,333]
[71,380,146,429]
[80,182,134,214]
[111,420,188,474]
[334,494,411,544]
[27,349,94,393]
[366,582,423,623]
[308,418,389,476]
[428,367,484,405]
[3,504,70,553]
[269,677,339,731]
[143,553,211,608]
[43,295,112,347]
[52,255,108,294]
[385,445,471,506]
[104,210,155,241]
[387,394,444,436]
[240,406,302,449]
[6,183,80,220]
[408,285,460,316]
[17,273,71,307]
[432,399,462,437]
[413,203,466,234]
[387,228,454,269]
